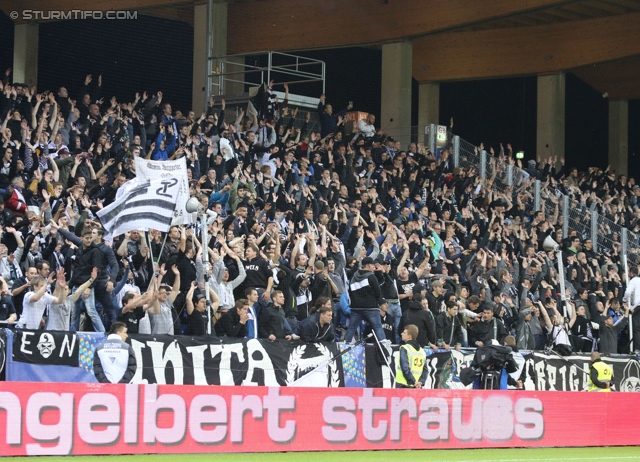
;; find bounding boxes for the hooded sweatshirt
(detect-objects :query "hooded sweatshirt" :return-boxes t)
[516,308,535,350]
[348,269,381,309]
[400,301,437,347]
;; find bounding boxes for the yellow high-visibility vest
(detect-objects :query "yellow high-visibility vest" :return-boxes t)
[588,361,612,392]
[395,343,426,387]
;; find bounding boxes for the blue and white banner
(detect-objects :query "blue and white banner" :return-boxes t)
[3,330,345,386]
[1,329,639,391]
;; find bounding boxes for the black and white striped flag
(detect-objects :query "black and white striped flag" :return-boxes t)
[97,177,180,237]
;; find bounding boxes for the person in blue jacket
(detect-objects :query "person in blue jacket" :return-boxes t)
[299,298,335,342]
[152,124,177,161]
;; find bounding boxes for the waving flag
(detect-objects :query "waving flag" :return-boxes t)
[97,177,180,237]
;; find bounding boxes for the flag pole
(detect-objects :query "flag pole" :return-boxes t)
[145,232,170,293]
[201,212,211,335]
[623,254,632,353]
[156,232,169,267]
[146,230,168,292]
[185,194,210,334]
[146,231,155,292]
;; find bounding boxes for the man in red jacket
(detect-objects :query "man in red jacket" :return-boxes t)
[4,177,29,216]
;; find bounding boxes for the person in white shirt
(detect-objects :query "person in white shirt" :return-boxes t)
[48,267,95,331]
[357,113,377,139]
[538,300,572,356]
[21,268,66,330]
[149,264,181,335]
[623,265,640,353]
[47,286,73,331]
[208,246,246,312]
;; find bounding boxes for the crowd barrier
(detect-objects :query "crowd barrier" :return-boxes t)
[1,329,640,392]
[1,382,640,455]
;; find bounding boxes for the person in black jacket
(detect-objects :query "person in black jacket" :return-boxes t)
[242,243,274,307]
[344,257,385,343]
[310,261,335,302]
[216,299,250,338]
[317,94,351,138]
[291,271,313,323]
[376,257,402,344]
[91,227,121,331]
[61,228,105,332]
[426,280,446,315]
[569,302,596,353]
[184,281,220,336]
[299,299,334,342]
[469,303,509,347]
[436,301,463,350]
[589,295,629,354]
[171,227,197,310]
[399,294,437,349]
[258,290,293,340]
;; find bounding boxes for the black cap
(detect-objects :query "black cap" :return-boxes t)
[361,256,375,266]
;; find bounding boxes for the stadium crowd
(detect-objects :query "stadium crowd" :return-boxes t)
[1,71,639,359]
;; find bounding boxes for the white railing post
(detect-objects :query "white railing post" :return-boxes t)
[562,195,569,239]
[591,210,599,254]
[453,135,460,168]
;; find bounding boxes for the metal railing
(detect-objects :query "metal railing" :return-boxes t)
[207,51,325,107]
[421,124,640,266]
[380,126,422,144]
[511,173,640,265]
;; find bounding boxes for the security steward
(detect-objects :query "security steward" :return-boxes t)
[93,322,137,384]
[396,324,428,388]
[588,351,613,392]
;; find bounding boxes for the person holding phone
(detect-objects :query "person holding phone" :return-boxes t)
[317,94,352,138]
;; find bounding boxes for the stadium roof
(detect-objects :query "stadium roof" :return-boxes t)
[2,0,640,99]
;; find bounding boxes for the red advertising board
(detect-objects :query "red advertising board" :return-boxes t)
[0,382,638,455]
